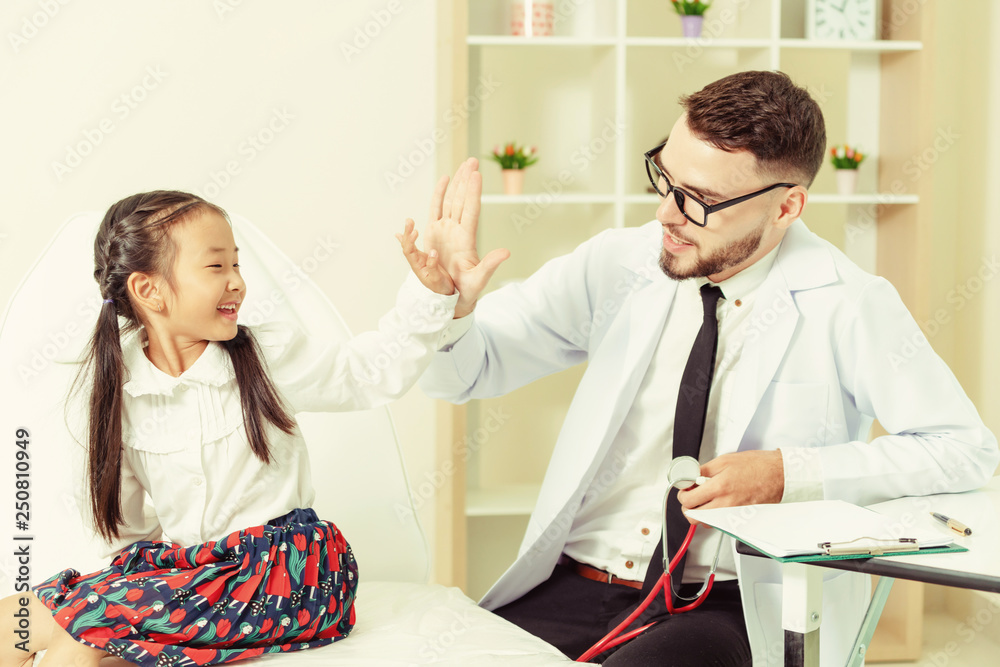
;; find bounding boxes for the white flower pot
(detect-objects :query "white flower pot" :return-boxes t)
[680,15,704,38]
[836,169,858,195]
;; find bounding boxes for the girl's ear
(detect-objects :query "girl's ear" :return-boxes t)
[127,271,165,314]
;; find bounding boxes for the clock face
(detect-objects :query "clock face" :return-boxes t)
[811,0,877,41]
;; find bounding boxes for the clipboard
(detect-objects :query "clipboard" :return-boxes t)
[730,531,967,563]
[684,499,969,562]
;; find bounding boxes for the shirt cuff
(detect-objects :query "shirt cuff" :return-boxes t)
[437,312,475,351]
[779,447,825,503]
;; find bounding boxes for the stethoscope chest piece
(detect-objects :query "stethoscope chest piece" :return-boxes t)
[666,455,704,489]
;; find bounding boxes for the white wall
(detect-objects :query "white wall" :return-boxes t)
[0,0,447,569]
[984,1,1000,443]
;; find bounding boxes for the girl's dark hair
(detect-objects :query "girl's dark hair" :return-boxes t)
[75,191,296,541]
[680,70,827,187]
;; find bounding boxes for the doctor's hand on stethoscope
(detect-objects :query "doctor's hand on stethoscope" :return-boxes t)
[675,449,786,518]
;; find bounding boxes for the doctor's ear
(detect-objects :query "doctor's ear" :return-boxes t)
[774,186,807,229]
[126,272,165,315]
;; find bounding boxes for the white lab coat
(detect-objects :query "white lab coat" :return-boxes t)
[421,219,998,665]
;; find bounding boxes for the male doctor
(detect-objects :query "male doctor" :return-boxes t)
[419,71,998,665]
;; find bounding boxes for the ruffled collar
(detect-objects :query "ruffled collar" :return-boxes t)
[121,328,235,397]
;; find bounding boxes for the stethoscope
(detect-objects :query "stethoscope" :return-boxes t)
[576,456,726,663]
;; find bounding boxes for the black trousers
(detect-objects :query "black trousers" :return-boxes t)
[493,563,751,666]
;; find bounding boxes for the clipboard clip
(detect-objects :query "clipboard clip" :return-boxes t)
[817,536,918,556]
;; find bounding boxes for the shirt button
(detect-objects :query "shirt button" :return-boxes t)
[193,477,203,486]
[625,560,634,569]
[641,528,650,536]
[734,299,743,307]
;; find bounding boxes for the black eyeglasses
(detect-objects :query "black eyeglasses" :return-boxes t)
[643,142,798,228]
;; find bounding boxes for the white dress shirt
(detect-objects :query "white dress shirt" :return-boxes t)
[562,243,791,584]
[78,279,458,558]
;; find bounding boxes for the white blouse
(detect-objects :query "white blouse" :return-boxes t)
[79,279,458,558]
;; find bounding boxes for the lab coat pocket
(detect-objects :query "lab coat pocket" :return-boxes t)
[754,381,830,450]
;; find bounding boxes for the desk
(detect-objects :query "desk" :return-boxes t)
[736,476,1000,667]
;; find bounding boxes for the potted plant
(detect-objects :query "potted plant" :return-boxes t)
[670,0,712,38]
[830,144,866,195]
[491,142,538,195]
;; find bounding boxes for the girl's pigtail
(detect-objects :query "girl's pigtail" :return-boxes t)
[86,298,127,541]
[224,326,297,464]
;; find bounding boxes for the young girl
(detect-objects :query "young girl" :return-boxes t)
[0,166,486,667]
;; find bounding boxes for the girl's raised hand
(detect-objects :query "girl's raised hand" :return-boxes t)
[396,218,455,296]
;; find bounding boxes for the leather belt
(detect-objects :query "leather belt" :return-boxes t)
[567,558,643,590]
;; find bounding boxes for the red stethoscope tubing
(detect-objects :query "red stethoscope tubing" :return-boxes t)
[575,523,715,664]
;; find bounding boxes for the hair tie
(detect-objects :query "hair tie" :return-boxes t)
[103,298,114,304]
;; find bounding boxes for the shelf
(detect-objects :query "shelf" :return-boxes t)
[481,193,617,205]
[808,194,919,205]
[467,484,542,517]
[468,35,618,46]
[625,37,771,48]
[469,36,922,53]
[624,194,919,205]
[779,39,922,52]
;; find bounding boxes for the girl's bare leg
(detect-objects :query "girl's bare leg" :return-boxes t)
[36,622,106,667]
[0,593,56,667]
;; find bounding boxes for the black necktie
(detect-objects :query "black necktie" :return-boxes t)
[642,283,724,601]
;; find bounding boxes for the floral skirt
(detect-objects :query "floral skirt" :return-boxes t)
[32,508,357,666]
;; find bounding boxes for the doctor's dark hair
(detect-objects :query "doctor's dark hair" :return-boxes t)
[74,191,296,541]
[679,70,827,187]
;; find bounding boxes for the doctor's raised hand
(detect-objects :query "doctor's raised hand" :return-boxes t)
[417,158,510,317]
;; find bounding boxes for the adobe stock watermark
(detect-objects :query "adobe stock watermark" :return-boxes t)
[394,406,511,523]
[881,0,929,38]
[50,65,168,182]
[238,233,341,326]
[383,74,502,192]
[416,610,473,661]
[8,0,73,54]
[845,126,960,248]
[672,0,752,72]
[16,294,107,385]
[213,0,247,20]
[358,299,456,387]
[339,0,404,63]
[193,108,294,200]
[523,451,629,564]
[510,117,625,234]
[887,254,999,371]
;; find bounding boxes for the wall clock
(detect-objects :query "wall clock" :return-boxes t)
[807,0,878,41]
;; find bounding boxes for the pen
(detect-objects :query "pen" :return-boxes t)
[930,512,972,536]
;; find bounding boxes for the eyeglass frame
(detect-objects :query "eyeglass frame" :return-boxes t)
[643,141,799,228]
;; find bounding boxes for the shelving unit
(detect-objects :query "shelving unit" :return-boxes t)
[436,0,936,659]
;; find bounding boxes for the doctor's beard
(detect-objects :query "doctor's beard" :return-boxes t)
[659,216,767,281]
